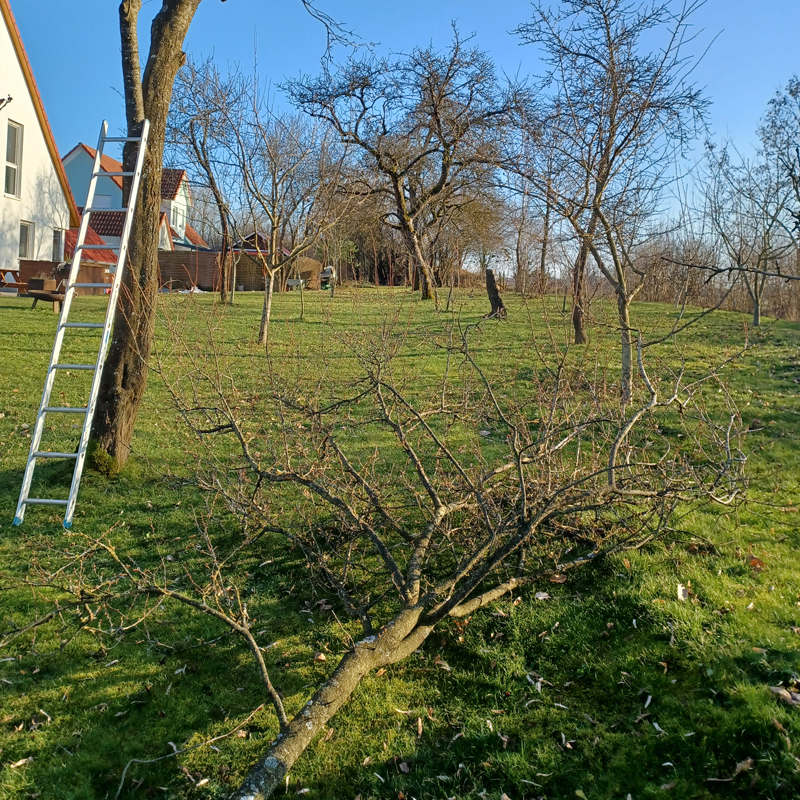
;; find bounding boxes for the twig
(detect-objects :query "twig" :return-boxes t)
[114,703,265,799]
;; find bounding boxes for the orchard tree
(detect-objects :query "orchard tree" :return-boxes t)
[513,0,708,402]
[288,30,512,309]
[91,0,350,466]
[90,0,203,467]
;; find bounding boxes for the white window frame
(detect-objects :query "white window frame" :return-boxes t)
[52,228,64,262]
[19,221,34,259]
[5,121,22,197]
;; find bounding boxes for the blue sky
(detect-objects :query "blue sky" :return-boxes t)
[10,0,800,163]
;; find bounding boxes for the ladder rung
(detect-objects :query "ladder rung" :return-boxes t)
[78,244,120,251]
[85,207,127,214]
[42,407,88,413]
[52,364,97,370]
[25,498,69,506]
[95,171,135,177]
[69,283,110,289]
[32,451,78,459]
[103,137,142,142]
[61,323,104,329]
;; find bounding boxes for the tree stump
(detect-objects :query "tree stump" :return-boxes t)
[485,269,507,318]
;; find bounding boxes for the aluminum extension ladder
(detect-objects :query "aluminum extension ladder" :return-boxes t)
[13,119,150,529]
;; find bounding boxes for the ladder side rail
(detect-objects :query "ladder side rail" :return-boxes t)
[60,122,109,319]
[64,120,150,528]
[13,122,110,526]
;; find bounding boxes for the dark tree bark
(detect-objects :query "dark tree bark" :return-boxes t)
[485,268,507,318]
[90,0,202,466]
[571,237,589,344]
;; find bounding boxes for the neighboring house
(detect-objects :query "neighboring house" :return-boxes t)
[62,143,208,251]
[0,0,79,274]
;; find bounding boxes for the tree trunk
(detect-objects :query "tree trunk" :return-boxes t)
[231,609,432,800]
[404,228,438,308]
[539,198,551,294]
[486,269,507,318]
[572,239,589,345]
[618,292,633,405]
[258,271,275,346]
[90,0,202,466]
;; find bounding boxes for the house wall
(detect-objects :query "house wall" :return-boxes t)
[0,14,72,274]
[161,180,191,238]
[62,147,123,210]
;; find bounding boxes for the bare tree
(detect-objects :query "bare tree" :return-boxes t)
[288,30,511,309]
[513,0,708,402]
[7,299,748,797]
[90,0,203,467]
[151,309,743,798]
[90,1,355,466]
[705,143,796,326]
[227,105,345,345]
[760,76,800,232]
[168,57,250,303]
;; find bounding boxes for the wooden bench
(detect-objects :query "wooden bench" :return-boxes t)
[0,271,25,294]
[286,278,305,290]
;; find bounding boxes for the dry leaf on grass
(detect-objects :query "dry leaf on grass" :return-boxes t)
[534,592,551,601]
[771,686,800,706]
[313,652,326,662]
[677,584,689,601]
[748,556,766,573]
[550,574,567,584]
[399,761,410,773]
[9,757,33,769]
[734,757,755,775]
[434,655,451,672]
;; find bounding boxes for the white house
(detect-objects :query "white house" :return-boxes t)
[62,144,208,252]
[0,0,79,275]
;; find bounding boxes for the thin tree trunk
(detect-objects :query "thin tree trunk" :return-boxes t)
[486,269,507,318]
[572,239,589,345]
[401,225,438,307]
[618,292,633,405]
[539,198,551,294]
[90,0,201,466]
[258,271,275,346]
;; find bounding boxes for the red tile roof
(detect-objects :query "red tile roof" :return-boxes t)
[65,144,188,201]
[170,224,208,249]
[183,224,208,248]
[161,168,185,200]
[65,226,118,266]
[1,0,80,227]
[81,209,124,238]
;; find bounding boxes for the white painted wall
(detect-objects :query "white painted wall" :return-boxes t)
[161,178,191,238]
[63,147,123,210]
[0,14,72,273]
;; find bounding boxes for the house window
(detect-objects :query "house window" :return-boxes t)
[19,221,33,259]
[5,121,22,196]
[52,229,64,262]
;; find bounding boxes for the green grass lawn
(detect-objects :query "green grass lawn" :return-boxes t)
[1,287,800,800]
